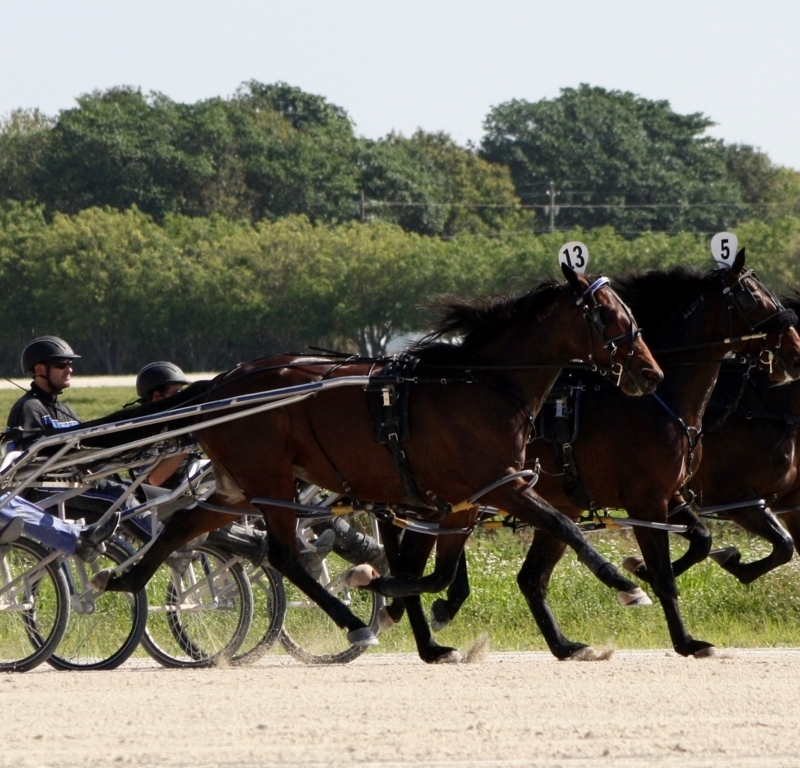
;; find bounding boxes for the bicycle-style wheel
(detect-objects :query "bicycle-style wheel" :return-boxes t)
[47,538,148,671]
[279,548,382,665]
[0,537,70,672]
[230,562,286,666]
[140,543,253,668]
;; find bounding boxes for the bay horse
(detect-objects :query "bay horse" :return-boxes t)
[95,265,662,658]
[416,249,800,659]
[688,293,800,583]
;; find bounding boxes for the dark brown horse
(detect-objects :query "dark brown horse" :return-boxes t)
[688,294,800,583]
[417,250,800,659]
[96,266,662,658]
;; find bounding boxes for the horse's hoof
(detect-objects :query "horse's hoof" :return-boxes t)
[430,600,452,632]
[622,556,645,574]
[89,569,113,591]
[710,546,739,566]
[430,616,449,632]
[618,586,652,607]
[568,646,614,661]
[433,649,463,664]
[693,645,717,659]
[343,564,379,588]
[347,627,379,647]
[377,607,397,633]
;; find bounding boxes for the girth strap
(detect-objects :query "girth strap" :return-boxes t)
[368,354,450,517]
[537,374,595,510]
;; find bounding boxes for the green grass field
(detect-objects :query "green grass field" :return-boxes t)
[4,386,800,654]
[374,524,800,654]
[0,386,137,424]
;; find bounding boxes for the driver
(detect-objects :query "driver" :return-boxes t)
[4,336,119,559]
[134,361,192,488]
[7,335,81,434]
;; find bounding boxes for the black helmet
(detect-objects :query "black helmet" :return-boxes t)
[136,361,190,401]
[21,336,80,374]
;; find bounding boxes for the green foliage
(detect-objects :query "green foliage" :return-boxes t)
[7,80,797,238]
[358,130,530,236]
[0,109,54,204]
[1,204,800,374]
[377,526,800,653]
[481,84,746,233]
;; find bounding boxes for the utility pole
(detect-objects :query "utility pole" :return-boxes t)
[544,181,559,233]
[548,181,557,233]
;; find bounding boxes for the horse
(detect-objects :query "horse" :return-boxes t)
[95,265,663,660]
[687,293,800,583]
[413,249,800,659]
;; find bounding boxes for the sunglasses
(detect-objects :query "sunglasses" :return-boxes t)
[51,360,74,370]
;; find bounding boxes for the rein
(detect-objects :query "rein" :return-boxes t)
[575,276,643,384]
[646,270,796,382]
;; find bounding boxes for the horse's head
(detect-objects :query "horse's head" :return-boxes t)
[720,249,800,383]
[562,264,663,395]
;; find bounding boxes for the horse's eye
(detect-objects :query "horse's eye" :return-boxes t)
[598,306,615,325]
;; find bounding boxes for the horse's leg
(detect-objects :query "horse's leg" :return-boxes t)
[776,489,800,558]
[101,502,243,593]
[631,526,714,657]
[375,523,406,628]
[382,529,464,664]
[711,506,794,583]
[495,487,641,598]
[517,529,608,660]
[261,507,377,645]
[430,549,470,631]
[367,508,476,600]
[623,505,712,582]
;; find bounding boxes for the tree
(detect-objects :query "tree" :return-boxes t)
[357,130,529,237]
[231,82,360,223]
[0,109,54,204]
[726,144,800,220]
[480,84,745,233]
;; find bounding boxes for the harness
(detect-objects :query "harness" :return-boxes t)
[367,354,450,514]
[536,372,594,510]
[576,277,643,384]
[534,269,798,510]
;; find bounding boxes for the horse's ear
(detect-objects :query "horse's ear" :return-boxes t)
[561,262,585,293]
[732,247,746,273]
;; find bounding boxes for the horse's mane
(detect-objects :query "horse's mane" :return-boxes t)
[612,265,718,332]
[781,291,800,321]
[412,280,563,356]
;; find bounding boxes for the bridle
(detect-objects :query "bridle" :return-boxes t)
[575,276,643,385]
[723,269,797,374]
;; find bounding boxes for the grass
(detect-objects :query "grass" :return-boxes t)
[0,386,137,424]
[4,386,800,656]
[376,524,800,654]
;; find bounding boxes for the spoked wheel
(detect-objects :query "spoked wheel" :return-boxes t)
[279,548,383,665]
[229,563,286,666]
[47,538,148,671]
[0,537,70,672]
[140,543,254,668]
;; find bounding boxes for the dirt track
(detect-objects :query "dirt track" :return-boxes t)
[4,648,800,767]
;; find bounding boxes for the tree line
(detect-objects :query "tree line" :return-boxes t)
[2,201,799,376]
[2,83,799,237]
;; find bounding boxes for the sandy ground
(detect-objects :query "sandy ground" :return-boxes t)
[4,649,800,768]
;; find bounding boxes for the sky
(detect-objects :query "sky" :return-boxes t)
[2,0,799,169]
